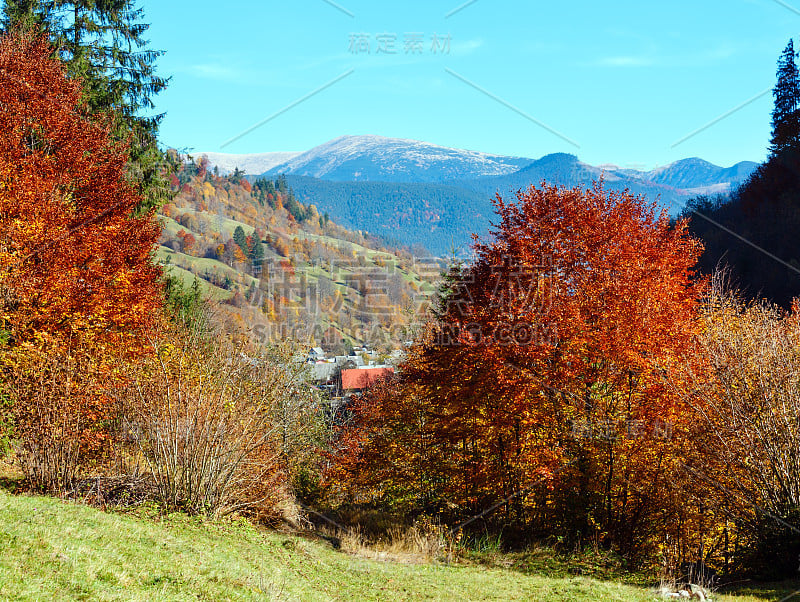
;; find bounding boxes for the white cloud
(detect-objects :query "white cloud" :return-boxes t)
[594,55,653,67]
[190,62,246,82]
[450,38,484,56]
[591,43,738,69]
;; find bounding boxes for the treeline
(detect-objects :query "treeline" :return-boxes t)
[0,11,327,524]
[251,174,331,226]
[283,175,489,255]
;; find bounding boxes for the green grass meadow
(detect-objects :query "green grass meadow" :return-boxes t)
[2,486,800,601]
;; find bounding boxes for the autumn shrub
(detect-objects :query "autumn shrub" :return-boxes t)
[676,278,800,578]
[116,321,313,521]
[4,337,123,493]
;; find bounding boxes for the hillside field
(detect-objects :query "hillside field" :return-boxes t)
[0,483,797,601]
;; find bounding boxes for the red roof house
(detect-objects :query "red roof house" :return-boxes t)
[341,367,394,392]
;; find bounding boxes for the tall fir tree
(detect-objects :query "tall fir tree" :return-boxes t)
[249,237,265,273]
[770,39,800,156]
[233,225,249,257]
[1,0,47,30]
[1,0,170,211]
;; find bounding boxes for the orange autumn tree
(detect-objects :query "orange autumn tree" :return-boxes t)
[333,182,704,560]
[0,32,163,491]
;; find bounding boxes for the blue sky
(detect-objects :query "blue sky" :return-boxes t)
[143,0,800,169]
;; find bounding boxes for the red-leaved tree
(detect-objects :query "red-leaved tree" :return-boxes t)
[331,182,705,561]
[0,32,163,491]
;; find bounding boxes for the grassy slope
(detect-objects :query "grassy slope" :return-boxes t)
[156,247,257,290]
[160,212,256,241]
[0,489,794,602]
[163,207,435,290]
[157,220,435,313]
[159,262,231,301]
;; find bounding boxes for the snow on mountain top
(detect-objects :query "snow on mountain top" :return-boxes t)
[262,135,534,182]
[198,151,302,176]
[198,136,757,192]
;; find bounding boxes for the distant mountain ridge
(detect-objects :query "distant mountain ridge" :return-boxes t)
[641,157,759,194]
[461,154,759,213]
[261,135,533,183]
[206,135,756,195]
[212,136,758,254]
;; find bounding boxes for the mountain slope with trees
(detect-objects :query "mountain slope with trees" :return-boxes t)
[279,153,756,255]
[159,158,437,351]
[223,139,756,255]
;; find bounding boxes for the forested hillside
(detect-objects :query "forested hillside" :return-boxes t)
[272,152,755,255]
[159,157,437,351]
[282,174,488,254]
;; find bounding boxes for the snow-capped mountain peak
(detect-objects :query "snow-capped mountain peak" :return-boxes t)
[261,135,534,182]
[200,135,758,203]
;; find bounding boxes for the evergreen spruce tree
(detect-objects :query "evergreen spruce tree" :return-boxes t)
[233,226,249,257]
[276,175,288,194]
[230,166,245,184]
[770,39,800,156]
[249,237,265,273]
[1,0,48,30]
[2,0,170,211]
